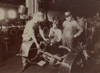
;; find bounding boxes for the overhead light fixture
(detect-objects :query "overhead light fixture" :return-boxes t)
[0,8,6,20]
[8,10,17,19]
[52,0,56,4]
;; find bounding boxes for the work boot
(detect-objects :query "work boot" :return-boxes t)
[16,63,31,73]
[16,57,31,73]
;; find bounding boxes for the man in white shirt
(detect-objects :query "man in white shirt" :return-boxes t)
[49,19,62,45]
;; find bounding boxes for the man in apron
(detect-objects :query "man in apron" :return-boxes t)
[20,12,48,72]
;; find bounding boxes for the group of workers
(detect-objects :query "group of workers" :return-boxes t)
[19,11,84,72]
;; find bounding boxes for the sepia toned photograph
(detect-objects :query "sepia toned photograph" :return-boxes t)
[0,0,100,73]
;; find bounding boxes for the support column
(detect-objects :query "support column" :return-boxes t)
[26,0,38,16]
[35,0,38,13]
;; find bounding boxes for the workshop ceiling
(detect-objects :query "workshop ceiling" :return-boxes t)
[0,0,100,16]
[0,0,25,5]
[40,0,100,17]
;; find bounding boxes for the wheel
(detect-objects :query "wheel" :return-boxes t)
[71,52,85,73]
[58,50,85,73]
[8,27,18,36]
[16,29,23,38]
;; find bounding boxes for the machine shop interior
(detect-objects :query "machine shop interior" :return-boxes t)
[0,0,100,73]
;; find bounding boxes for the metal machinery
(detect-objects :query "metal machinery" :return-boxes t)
[27,25,87,73]
[28,40,86,73]
[0,4,27,64]
[0,19,26,63]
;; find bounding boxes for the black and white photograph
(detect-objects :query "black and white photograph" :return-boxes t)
[0,0,100,73]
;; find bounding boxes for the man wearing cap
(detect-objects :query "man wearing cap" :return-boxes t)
[19,12,48,72]
[62,11,83,50]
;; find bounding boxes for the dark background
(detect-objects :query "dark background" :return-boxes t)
[0,0,100,17]
[0,0,25,5]
[39,0,100,17]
